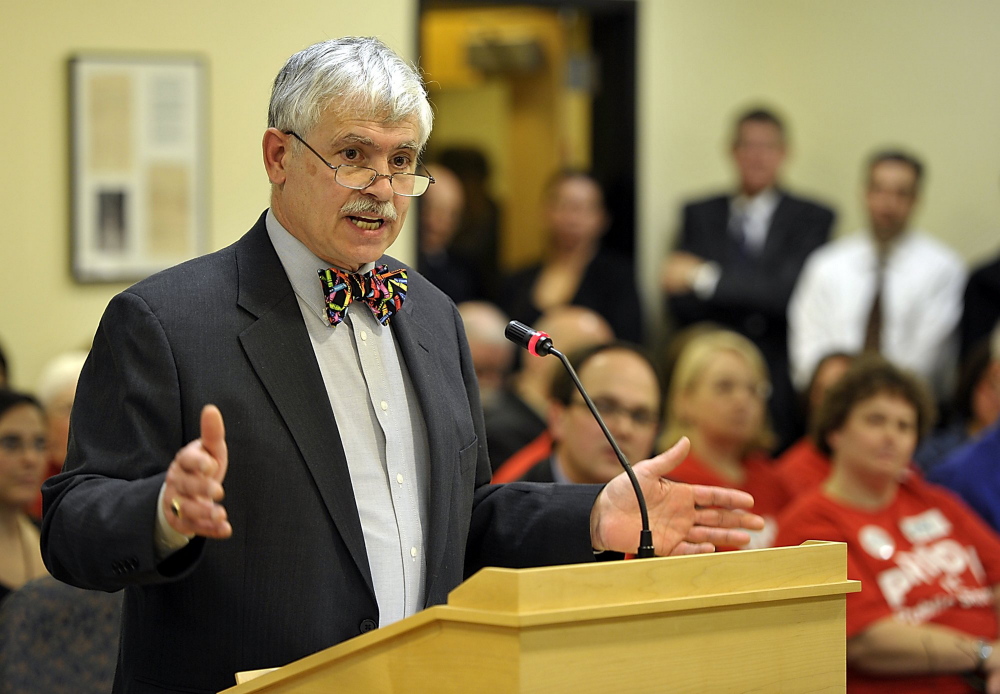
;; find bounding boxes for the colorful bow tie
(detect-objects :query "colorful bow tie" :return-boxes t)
[318,265,408,326]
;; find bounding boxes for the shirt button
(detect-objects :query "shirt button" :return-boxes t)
[410,546,418,558]
[360,330,367,341]
[380,400,388,411]
[396,473,404,484]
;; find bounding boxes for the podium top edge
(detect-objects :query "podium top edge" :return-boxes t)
[449,541,850,613]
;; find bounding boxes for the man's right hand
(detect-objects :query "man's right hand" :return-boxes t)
[660,251,706,294]
[162,404,232,539]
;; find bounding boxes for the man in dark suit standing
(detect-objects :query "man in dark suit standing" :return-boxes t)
[661,108,834,451]
[41,37,762,694]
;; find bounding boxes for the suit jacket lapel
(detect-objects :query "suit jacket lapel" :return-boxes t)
[759,192,791,260]
[234,216,375,600]
[709,197,732,242]
[384,267,461,595]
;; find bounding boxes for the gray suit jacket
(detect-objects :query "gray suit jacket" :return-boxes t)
[41,212,601,694]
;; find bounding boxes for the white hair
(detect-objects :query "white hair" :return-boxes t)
[268,37,433,151]
[36,351,88,409]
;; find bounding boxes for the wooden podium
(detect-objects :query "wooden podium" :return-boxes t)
[220,541,859,693]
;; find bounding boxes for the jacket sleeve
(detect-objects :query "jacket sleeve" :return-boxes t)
[41,290,205,592]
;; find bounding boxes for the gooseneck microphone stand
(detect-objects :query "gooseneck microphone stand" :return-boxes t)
[504,320,655,558]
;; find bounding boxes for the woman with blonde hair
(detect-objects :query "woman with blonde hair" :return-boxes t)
[662,329,789,547]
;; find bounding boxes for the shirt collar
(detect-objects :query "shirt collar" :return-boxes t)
[265,209,376,325]
[731,187,780,217]
[550,453,573,483]
[862,228,916,262]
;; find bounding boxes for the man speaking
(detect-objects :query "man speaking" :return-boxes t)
[41,37,762,694]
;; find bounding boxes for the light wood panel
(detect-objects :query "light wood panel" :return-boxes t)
[222,541,859,693]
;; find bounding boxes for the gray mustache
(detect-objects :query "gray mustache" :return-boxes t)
[341,198,398,221]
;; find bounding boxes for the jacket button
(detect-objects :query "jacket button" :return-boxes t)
[359,619,377,633]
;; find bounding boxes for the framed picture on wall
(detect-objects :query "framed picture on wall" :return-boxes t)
[70,53,208,282]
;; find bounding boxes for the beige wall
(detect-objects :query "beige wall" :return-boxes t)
[637,0,1000,319]
[0,0,417,389]
[4,0,999,388]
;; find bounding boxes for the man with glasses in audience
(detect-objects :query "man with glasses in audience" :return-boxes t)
[516,343,661,485]
[41,37,761,694]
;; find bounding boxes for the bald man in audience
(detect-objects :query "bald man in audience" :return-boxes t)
[457,301,516,408]
[484,306,614,471]
[515,343,662,484]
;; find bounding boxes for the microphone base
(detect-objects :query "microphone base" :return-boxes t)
[636,531,655,559]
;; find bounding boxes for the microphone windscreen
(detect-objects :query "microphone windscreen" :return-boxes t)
[504,320,534,348]
[504,321,553,357]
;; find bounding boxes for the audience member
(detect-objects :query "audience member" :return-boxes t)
[929,322,1000,533]
[456,301,516,409]
[436,147,502,301]
[485,306,614,473]
[500,342,661,484]
[0,390,49,602]
[915,339,999,473]
[961,249,1000,360]
[774,352,855,499]
[661,107,834,452]
[27,352,88,520]
[500,170,643,344]
[789,150,966,399]
[417,163,479,303]
[661,330,789,547]
[776,357,1000,694]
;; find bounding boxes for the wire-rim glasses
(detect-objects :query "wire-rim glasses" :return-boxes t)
[284,131,435,197]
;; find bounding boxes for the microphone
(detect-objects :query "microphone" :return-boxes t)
[503,320,655,558]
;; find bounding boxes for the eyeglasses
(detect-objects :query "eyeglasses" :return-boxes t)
[573,398,659,428]
[707,378,772,400]
[0,434,47,455]
[284,131,435,197]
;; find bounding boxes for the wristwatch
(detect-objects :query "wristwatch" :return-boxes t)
[974,639,993,672]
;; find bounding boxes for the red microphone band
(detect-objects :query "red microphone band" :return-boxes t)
[526,331,551,357]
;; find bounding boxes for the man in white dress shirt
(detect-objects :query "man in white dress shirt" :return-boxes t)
[788,150,966,397]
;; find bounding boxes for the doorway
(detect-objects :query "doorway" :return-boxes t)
[418,0,638,275]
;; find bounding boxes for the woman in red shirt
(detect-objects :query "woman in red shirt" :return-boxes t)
[776,357,1000,694]
[774,351,855,499]
[661,329,789,548]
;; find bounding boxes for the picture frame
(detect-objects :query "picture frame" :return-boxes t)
[70,53,208,283]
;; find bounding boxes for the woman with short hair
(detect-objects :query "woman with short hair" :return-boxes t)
[776,357,1000,693]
